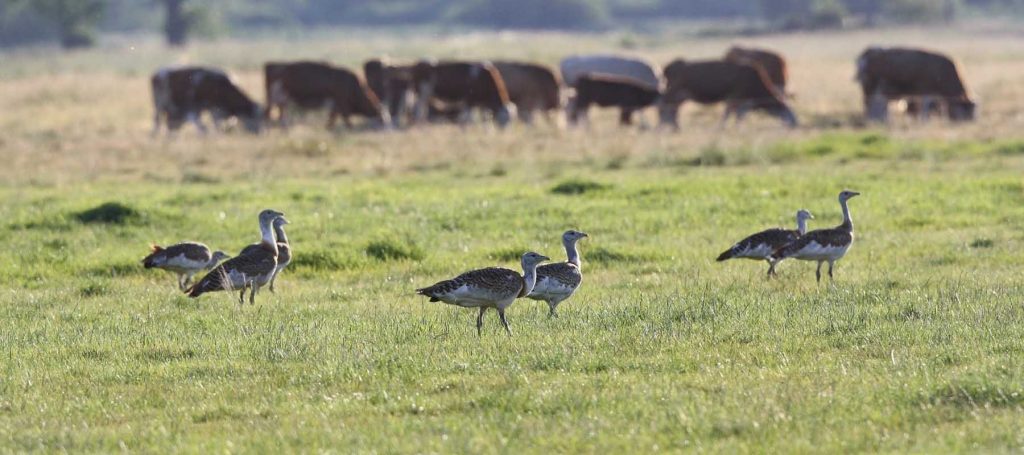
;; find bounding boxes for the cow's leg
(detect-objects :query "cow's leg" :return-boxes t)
[619,108,634,126]
[518,105,534,125]
[720,101,738,128]
[152,109,164,137]
[187,111,208,135]
[733,102,752,124]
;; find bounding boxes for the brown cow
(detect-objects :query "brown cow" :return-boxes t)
[493,61,561,125]
[856,47,975,122]
[724,46,788,95]
[265,61,387,129]
[412,61,514,127]
[658,59,797,129]
[363,59,416,128]
[569,74,659,127]
[151,66,262,135]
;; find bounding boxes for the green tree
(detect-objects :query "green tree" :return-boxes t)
[27,0,106,49]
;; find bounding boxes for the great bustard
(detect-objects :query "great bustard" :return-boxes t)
[416,251,550,336]
[142,242,230,290]
[187,209,285,304]
[240,216,291,292]
[772,190,860,283]
[717,209,813,277]
[526,230,588,317]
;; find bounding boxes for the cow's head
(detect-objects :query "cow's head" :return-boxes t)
[240,105,264,133]
[494,103,515,128]
[949,99,976,122]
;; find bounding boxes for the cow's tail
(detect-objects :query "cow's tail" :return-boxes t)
[151,69,173,135]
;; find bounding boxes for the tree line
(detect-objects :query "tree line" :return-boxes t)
[1,0,1022,50]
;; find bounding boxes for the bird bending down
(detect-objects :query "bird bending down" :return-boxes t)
[416,251,550,336]
[717,209,813,277]
[187,209,285,304]
[772,190,860,283]
[142,242,230,290]
[240,216,291,293]
[527,230,588,317]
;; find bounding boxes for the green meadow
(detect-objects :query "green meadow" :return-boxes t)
[2,25,1024,453]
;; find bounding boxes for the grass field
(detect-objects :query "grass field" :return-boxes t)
[2,23,1024,453]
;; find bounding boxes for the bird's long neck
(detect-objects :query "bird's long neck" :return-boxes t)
[564,238,581,268]
[204,257,220,269]
[274,224,289,245]
[521,262,540,296]
[840,198,853,231]
[796,216,808,234]
[260,220,279,255]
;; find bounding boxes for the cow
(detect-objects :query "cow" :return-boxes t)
[363,59,416,128]
[559,55,660,92]
[151,66,262,135]
[411,60,514,127]
[264,61,387,130]
[657,59,798,129]
[493,61,561,125]
[568,74,660,127]
[855,47,975,122]
[724,46,788,95]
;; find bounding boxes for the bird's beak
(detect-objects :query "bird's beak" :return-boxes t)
[580,232,589,238]
[850,191,861,197]
[541,255,550,261]
[278,216,290,225]
[808,213,815,219]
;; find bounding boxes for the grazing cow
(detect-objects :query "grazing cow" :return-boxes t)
[724,46,789,94]
[151,66,262,134]
[264,61,387,129]
[855,47,975,122]
[658,59,798,129]
[412,60,514,127]
[493,61,561,125]
[363,59,417,128]
[559,55,660,91]
[569,74,660,126]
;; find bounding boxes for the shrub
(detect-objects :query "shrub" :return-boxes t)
[75,202,140,225]
[550,179,611,195]
[365,238,425,261]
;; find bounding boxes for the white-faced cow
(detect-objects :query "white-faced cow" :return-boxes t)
[151,66,262,135]
[856,47,975,122]
[265,61,387,130]
[363,59,417,128]
[493,61,562,125]
[411,60,514,128]
[658,59,798,129]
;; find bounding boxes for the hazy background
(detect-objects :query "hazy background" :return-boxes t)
[2,0,1023,49]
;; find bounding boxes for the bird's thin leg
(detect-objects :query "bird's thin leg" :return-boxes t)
[249,283,258,305]
[766,260,776,278]
[828,261,835,280]
[238,285,247,305]
[269,273,277,293]
[816,261,823,283]
[548,302,558,318]
[177,274,185,290]
[498,308,512,336]
[476,307,486,336]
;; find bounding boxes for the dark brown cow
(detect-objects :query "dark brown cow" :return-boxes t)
[493,61,561,125]
[151,66,262,134]
[569,74,659,126]
[856,47,975,122]
[265,61,387,129]
[363,59,416,128]
[412,61,514,127]
[658,59,797,129]
[724,46,788,94]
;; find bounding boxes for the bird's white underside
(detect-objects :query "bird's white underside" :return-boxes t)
[436,284,517,309]
[733,244,775,260]
[155,254,209,274]
[789,241,850,261]
[528,276,576,300]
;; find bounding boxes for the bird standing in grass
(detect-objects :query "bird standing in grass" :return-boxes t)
[416,251,550,336]
[142,242,230,290]
[772,190,860,283]
[717,209,813,277]
[527,230,588,317]
[240,216,291,293]
[187,209,285,304]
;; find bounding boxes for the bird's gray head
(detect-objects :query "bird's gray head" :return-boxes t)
[273,216,290,227]
[839,190,861,202]
[211,251,231,263]
[562,230,589,243]
[259,209,285,225]
[796,209,814,221]
[521,251,550,267]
